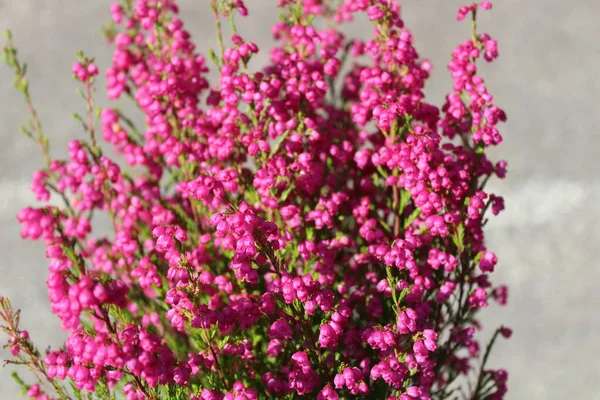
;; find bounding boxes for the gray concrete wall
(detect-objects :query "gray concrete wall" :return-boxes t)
[1,1,598,398]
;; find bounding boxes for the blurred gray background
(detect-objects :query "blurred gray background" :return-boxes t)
[1,0,598,398]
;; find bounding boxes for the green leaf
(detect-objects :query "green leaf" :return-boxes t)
[10,371,27,395]
[453,223,465,252]
[473,251,484,265]
[208,48,221,69]
[109,304,136,325]
[19,125,33,139]
[476,143,485,155]
[60,244,79,267]
[269,130,291,157]
[18,76,28,92]
[397,286,411,303]
[219,335,231,348]
[73,113,86,129]
[280,183,296,202]
[69,379,84,400]
[403,207,421,229]
[376,166,389,179]
[386,267,397,304]
[166,383,187,400]
[398,189,411,215]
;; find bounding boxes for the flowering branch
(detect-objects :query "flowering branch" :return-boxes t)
[1,1,512,399]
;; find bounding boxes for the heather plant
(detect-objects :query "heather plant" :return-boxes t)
[1,0,511,399]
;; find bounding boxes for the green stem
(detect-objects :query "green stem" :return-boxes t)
[471,328,501,399]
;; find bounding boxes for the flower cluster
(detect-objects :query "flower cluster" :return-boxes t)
[2,0,511,399]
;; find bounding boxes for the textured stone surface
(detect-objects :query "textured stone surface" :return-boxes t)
[1,1,597,398]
